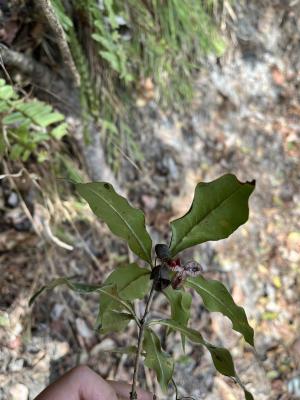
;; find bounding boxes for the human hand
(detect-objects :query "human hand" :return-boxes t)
[34,365,153,400]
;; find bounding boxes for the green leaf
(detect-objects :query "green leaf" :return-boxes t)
[22,149,31,161]
[163,287,192,350]
[2,112,25,125]
[169,174,255,256]
[100,310,133,334]
[96,284,136,322]
[99,50,120,72]
[52,0,73,31]
[16,101,64,127]
[92,33,115,51]
[0,84,15,100]
[143,328,174,392]
[206,344,235,377]
[103,263,151,301]
[0,101,10,112]
[31,132,49,143]
[16,101,48,119]
[97,264,150,333]
[29,277,108,306]
[10,144,23,160]
[96,286,129,333]
[51,122,68,139]
[0,135,7,156]
[149,319,235,377]
[186,276,254,346]
[235,375,255,400]
[244,390,254,400]
[76,182,153,264]
[34,111,64,127]
[30,277,137,334]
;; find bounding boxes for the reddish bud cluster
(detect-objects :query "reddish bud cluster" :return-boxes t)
[166,258,181,269]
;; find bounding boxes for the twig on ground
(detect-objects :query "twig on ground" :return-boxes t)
[0,167,25,180]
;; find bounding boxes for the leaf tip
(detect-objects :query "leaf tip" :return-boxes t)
[247,179,256,186]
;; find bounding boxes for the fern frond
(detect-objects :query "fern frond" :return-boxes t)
[0,79,68,162]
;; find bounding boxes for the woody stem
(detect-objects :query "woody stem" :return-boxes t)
[130,283,156,399]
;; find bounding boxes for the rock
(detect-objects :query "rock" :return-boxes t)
[288,376,300,397]
[50,304,65,320]
[9,383,29,400]
[6,192,19,208]
[91,338,115,355]
[75,318,93,339]
[9,358,24,372]
[51,341,70,360]
[141,195,157,210]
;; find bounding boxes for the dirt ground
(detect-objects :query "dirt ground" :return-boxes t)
[1,1,300,399]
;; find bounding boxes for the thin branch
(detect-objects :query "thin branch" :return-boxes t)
[130,284,156,399]
[0,167,25,180]
[2,161,42,238]
[0,50,13,83]
[0,44,79,113]
[36,0,80,86]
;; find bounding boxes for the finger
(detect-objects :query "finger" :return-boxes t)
[35,365,118,400]
[77,366,118,400]
[109,381,153,400]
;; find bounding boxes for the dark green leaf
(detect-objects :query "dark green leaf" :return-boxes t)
[100,310,133,334]
[186,276,254,346]
[244,390,254,400]
[149,319,235,377]
[76,182,152,264]
[235,375,255,400]
[163,287,192,350]
[30,277,136,335]
[143,328,174,392]
[103,263,151,301]
[205,344,235,377]
[170,174,255,256]
[95,285,135,333]
[97,264,149,333]
[0,135,6,156]
[29,277,107,306]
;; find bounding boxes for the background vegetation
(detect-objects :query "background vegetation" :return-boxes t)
[1,0,224,180]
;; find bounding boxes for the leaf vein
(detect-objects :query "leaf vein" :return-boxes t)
[88,186,150,262]
[172,185,243,253]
